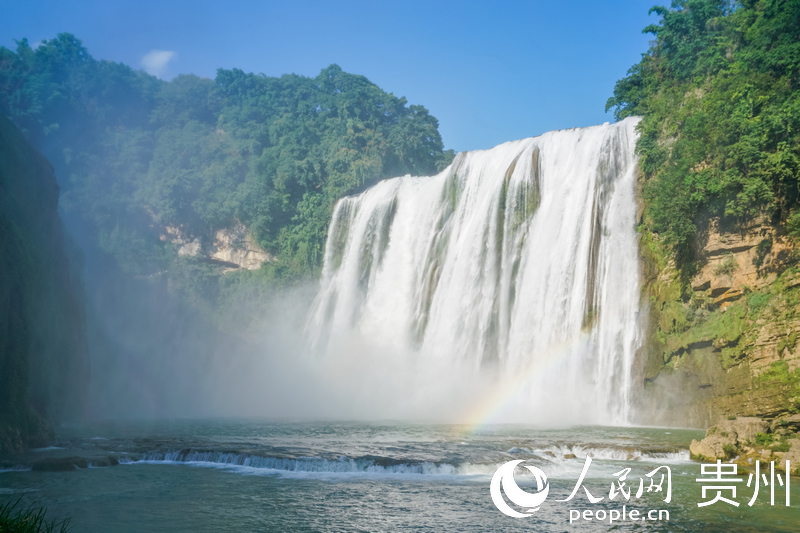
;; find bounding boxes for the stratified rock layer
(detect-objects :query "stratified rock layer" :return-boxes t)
[639,213,800,428]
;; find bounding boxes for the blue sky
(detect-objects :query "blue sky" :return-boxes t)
[3,0,658,152]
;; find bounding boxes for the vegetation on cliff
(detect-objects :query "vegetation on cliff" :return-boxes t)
[0,35,455,421]
[0,35,454,292]
[608,0,800,274]
[609,0,800,424]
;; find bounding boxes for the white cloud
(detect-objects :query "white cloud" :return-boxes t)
[141,50,176,78]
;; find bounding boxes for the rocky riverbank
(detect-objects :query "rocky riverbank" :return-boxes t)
[690,416,800,475]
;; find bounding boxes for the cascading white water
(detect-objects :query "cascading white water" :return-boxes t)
[306,117,642,425]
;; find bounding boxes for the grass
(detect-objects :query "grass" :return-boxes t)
[0,498,71,533]
[714,253,738,276]
[747,292,771,311]
[755,361,800,389]
[754,432,774,447]
[772,439,792,453]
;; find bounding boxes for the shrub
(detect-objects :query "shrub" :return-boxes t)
[772,439,791,453]
[754,432,774,447]
[714,254,738,277]
[722,444,739,459]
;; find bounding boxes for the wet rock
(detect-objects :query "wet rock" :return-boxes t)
[563,454,577,459]
[89,455,120,467]
[31,456,89,472]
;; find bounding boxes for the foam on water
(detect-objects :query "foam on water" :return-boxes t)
[114,442,688,480]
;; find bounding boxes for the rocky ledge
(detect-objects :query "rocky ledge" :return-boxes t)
[690,416,800,475]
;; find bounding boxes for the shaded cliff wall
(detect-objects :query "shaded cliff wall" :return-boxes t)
[0,113,88,455]
[636,206,800,428]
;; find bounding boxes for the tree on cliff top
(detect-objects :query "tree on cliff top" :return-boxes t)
[0,34,455,286]
[607,0,800,273]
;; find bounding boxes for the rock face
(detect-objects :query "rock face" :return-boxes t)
[690,417,769,460]
[690,430,737,460]
[772,414,800,433]
[160,222,272,271]
[690,218,792,299]
[0,114,89,456]
[777,440,800,473]
[638,212,800,428]
[717,417,771,443]
[689,417,769,459]
[209,224,272,271]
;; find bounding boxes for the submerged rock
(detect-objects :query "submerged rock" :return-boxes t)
[90,455,120,467]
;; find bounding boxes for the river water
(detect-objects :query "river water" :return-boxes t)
[2,420,798,532]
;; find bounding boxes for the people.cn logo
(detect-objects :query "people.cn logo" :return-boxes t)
[490,460,550,518]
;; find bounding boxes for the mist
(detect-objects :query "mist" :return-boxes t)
[2,33,646,430]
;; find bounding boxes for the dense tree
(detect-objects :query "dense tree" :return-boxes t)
[607,0,800,274]
[0,34,455,290]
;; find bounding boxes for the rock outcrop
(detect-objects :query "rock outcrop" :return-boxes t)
[690,417,769,460]
[691,217,792,299]
[638,213,800,428]
[689,416,800,476]
[160,222,271,271]
[209,224,272,270]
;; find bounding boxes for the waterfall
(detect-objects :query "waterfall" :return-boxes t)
[306,117,642,425]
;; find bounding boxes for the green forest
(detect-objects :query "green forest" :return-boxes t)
[0,35,454,304]
[607,0,800,277]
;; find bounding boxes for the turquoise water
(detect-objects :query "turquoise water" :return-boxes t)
[1,420,798,532]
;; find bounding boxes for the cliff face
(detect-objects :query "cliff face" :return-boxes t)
[0,114,88,456]
[160,223,272,271]
[637,210,800,428]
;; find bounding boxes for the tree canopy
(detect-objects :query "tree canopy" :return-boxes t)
[0,34,455,286]
[607,0,800,273]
